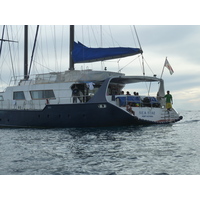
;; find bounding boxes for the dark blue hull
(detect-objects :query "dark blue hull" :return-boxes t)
[0,103,142,128]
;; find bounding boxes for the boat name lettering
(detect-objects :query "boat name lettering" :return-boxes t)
[139,111,155,116]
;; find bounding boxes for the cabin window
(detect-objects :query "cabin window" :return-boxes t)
[0,95,4,101]
[30,90,55,99]
[13,91,25,100]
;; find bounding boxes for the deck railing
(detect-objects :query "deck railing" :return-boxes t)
[0,94,93,110]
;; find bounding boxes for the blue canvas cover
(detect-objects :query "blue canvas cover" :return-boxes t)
[116,96,160,107]
[72,42,143,63]
[116,96,141,106]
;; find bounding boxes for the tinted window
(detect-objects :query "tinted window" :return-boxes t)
[30,90,55,99]
[13,91,25,100]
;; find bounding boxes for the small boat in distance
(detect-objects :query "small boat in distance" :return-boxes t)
[0,25,182,128]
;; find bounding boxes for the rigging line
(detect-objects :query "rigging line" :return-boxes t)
[29,25,39,76]
[81,25,86,70]
[6,26,16,82]
[87,26,91,46]
[100,25,103,70]
[33,60,55,72]
[44,25,49,71]
[16,26,20,78]
[109,25,115,46]
[0,25,5,86]
[148,82,152,96]
[133,25,142,50]
[12,26,23,79]
[53,25,58,71]
[133,25,145,75]
[130,25,137,47]
[143,57,154,75]
[9,25,17,81]
[59,26,64,71]
[91,26,98,46]
[118,55,141,72]
[100,25,118,46]
[100,25,102,47]
[0,25,5,58]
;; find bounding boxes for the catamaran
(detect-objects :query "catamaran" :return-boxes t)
[0,25,182,128]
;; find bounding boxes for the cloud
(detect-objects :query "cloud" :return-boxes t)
[1,25,200,110]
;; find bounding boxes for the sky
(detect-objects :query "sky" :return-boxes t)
[1,1,200,112]
[131,25,200,111]
[1,25,200,111]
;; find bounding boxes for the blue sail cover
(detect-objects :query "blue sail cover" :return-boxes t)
[72,42,143,63]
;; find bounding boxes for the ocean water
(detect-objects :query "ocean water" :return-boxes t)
[0,110,200,175]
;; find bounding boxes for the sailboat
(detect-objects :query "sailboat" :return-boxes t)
[0,25,182,128]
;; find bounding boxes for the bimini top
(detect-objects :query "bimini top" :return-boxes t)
[108,75,165,98]
[109,76,162,84]
[72,42,143,63]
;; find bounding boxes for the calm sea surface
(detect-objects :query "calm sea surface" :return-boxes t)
[0,110,200,175]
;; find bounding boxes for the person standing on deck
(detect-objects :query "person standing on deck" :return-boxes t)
[164,91,173,110]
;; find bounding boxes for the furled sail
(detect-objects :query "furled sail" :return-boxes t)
[72,42,143,63]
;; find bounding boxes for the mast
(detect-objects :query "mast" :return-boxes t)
[29,25,39,76]
[24,25,28,79]
[69,25,74,70]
